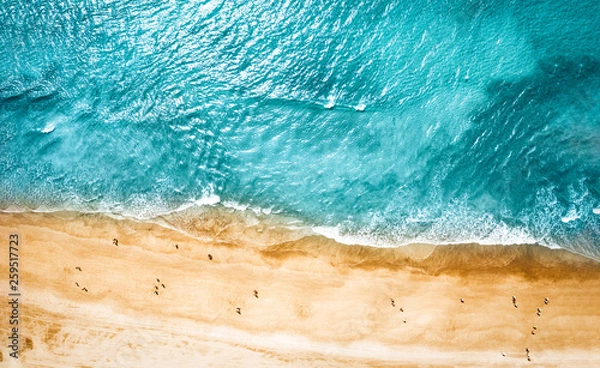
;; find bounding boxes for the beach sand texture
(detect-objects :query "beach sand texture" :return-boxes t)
[1,211,599,367]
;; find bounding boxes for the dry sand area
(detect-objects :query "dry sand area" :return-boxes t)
[1,211,599,367]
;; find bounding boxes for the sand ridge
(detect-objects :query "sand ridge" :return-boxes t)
[0,211,599,367]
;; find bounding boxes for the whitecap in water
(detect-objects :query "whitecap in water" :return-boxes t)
[353,103,366,112]
[561,209,580,223]
[41,122,56,133]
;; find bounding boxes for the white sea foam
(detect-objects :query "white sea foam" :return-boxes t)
[41,114,68,133]
[192,194,220,206]
[41,122,56,133]
[312,226,397,248]
[3,204,29,212]
[593,208,600,215]
[323,96,336,109]
[353,103,366,112]
[313,217,540,249]
[561,209,580,223]
[222,200,249,212]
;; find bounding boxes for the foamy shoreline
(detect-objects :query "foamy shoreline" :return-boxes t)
[1,202,592,260]
[1,211,599,366]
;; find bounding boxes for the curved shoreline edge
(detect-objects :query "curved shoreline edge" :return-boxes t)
[2,206,598,262]
[1,211,599,366]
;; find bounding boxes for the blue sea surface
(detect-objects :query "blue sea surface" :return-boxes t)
[1,0,599,258]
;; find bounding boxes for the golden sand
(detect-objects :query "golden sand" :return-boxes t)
[1,211,599,367]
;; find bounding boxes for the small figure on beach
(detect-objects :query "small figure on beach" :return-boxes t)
[403,318,406,324]
[82,287,88,292]
[161,283,166,289]
[533,326,537,330]
[174,244,179,249]
[155,285,159,290]
[536,308,542,317]
[156,278,161,283]
[154,290,159,295]
[254,290,259,298]
[501,352,506,357]
[544,297,549,305]
[208,254,213,261]
[113,238,119,246]
[74,282,79,287]
[75,266,82,271]
[460,298,465,303]
[526,348,529,353]
[236,307,241,315]
[531,330,535,335]
[512,296,519,309]
[391,298,395,307]
[399,307,404,312]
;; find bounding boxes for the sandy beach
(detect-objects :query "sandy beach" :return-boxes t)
[1,210,599,367]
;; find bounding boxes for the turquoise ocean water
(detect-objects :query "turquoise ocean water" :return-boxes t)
[1,0,599,259]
